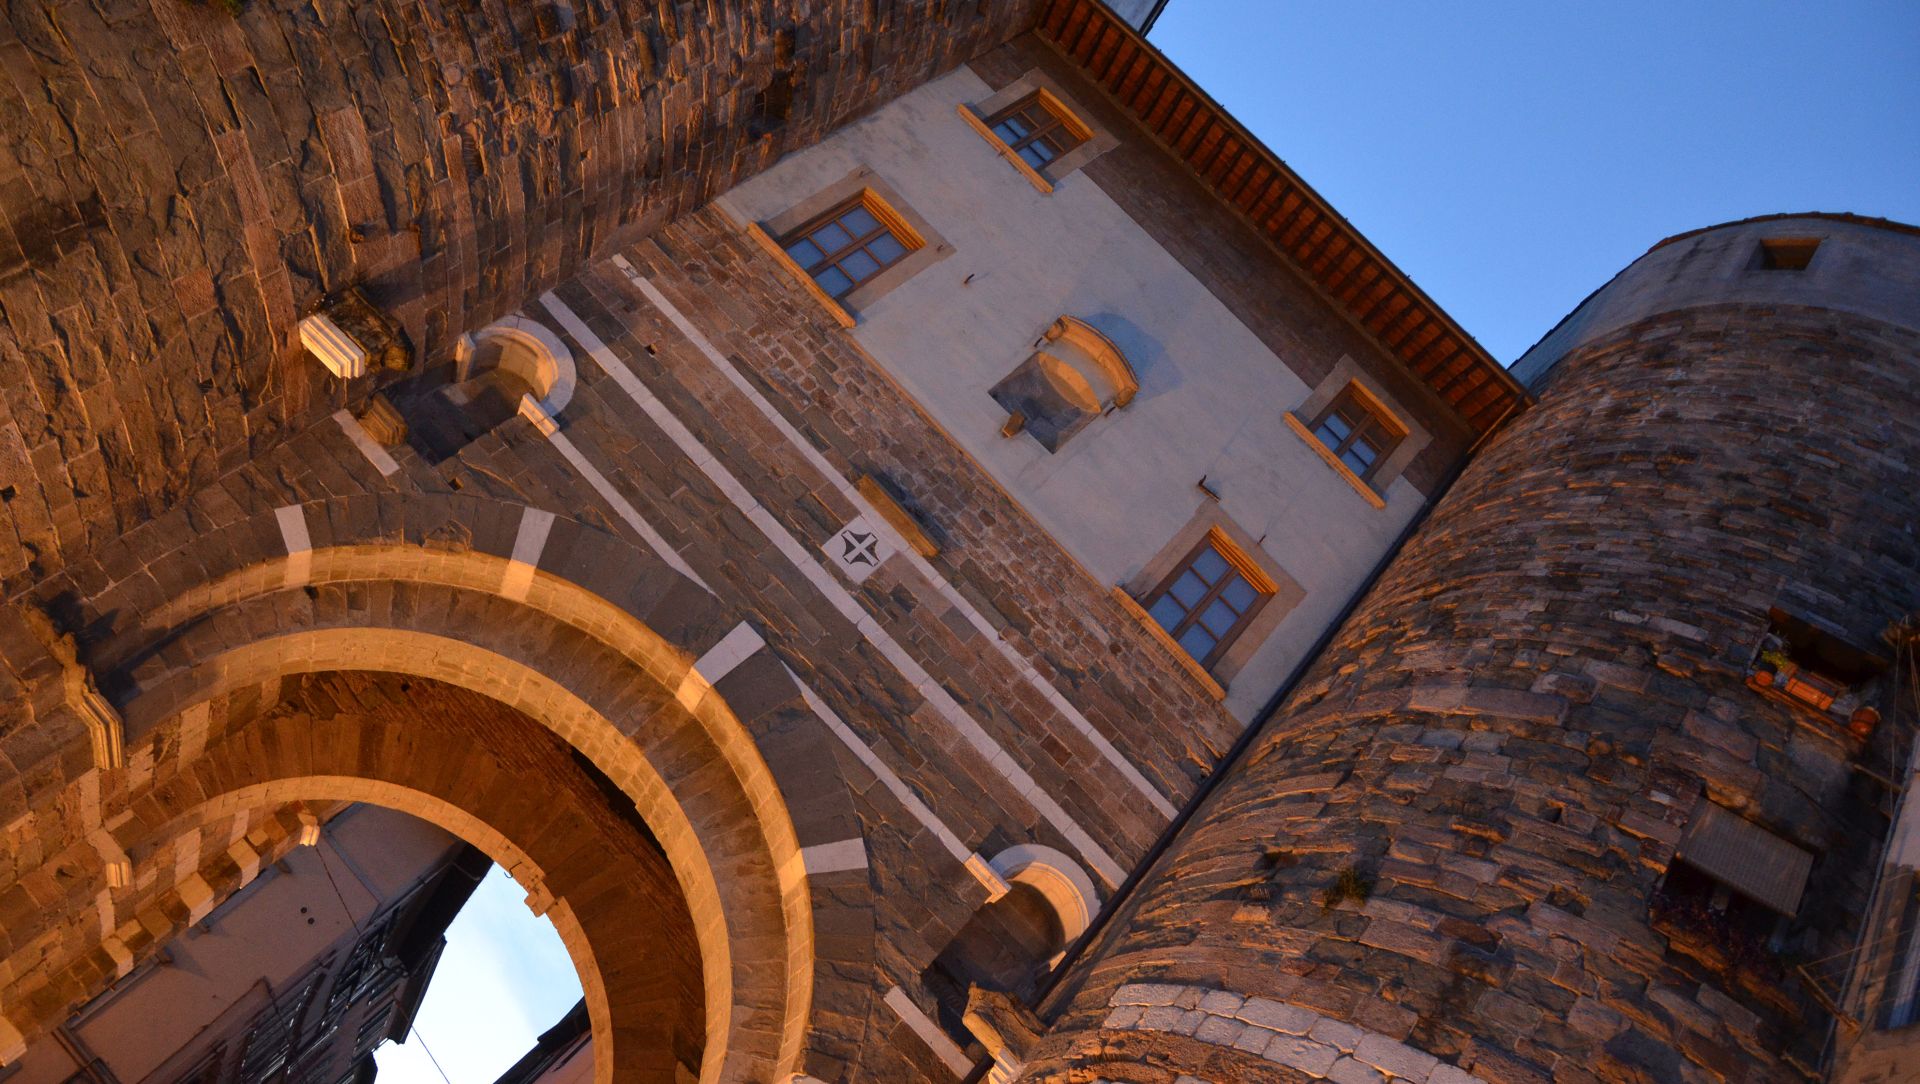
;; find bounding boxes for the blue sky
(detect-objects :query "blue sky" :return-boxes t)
[375,867,581,1083]
[1149,1,1920,362]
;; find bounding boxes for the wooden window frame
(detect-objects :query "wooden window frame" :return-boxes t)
[1139,530,1277,670]
[776,193,923,301]
[984,91,1091,173]
[1307,385,1406,483]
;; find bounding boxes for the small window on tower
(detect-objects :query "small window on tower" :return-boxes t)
[1757,238,1820,271]
[778,195,921,300]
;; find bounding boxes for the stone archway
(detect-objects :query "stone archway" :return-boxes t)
[134,670,707,1083]
[19,494,882,1083]
[0,491,890,1081]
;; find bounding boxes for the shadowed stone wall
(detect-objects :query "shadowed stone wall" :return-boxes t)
[1018,220,1920,1084]
[0,0,1043,591]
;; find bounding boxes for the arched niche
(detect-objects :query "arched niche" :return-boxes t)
[987,844,1100,947]
[1039,316,1138,411]
[456,314,578,417]
[916,846,1100,1060]
[990,316,1140,452]
[382,315,579,462]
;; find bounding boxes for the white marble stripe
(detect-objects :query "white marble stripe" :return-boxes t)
[788,665,1009,901]
[799,838,869,875]
[677,622,765,711]
[501,507,555,602]
[885,984,976,1078]
[610,255,1178,820]
[331,408,400,476]
[544,288,1125,887]
[541,429,713,593]
[275,505,312,588]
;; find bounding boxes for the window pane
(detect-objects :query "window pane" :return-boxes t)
[1198,599,1240,638]
[1315,413,1352,445]
[1191,547,1230,585]
[839,248,881,283]
[1222,577,1259,611]
[1019,144,1054,169]
[1168,570,1208,607]
[867,232,907,265]
[1177,624,1217,661]
[839,206,881,237]
[812,265,855,298]
[1342,439,1378,475]
[994,116,1032,141]
[784,238,823,269]
[810,221,852,254]
[1147,595,1185,632]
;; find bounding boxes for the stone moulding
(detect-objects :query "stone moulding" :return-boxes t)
[18,604,125,771]
[1042,316,1138,410]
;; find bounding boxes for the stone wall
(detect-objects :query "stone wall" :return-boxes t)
[0,192,1270,1079]
[1018,284,1920,1084]
[0,0,1044,594]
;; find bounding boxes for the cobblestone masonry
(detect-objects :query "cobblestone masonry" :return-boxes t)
[0,0,1044,592]
[1018,293,1920,1083]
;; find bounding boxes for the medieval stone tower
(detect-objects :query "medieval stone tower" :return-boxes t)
[0,3,1914,1084]
[1016,214,1920,1083]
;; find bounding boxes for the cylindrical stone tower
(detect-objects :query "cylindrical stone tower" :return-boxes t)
[1022,215,1920,1084]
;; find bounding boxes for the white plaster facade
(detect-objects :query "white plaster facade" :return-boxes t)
[717,68,1433,719]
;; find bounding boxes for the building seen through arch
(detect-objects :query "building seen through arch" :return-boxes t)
[0,2,1915,1083]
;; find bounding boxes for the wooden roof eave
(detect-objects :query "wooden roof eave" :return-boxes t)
[1035,0,1528,432]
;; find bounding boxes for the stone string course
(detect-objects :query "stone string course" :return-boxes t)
[1103,983,1484,1084]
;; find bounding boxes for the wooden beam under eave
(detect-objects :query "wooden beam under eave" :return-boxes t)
[1061,2,1101,56]
[1357,286,1408,329]
[1305,233,1354,281]
[1045,0,1090,45]
[1222,157,1266,207]
[1159,91,1201,144]
[1090,25,1128,81]
[1429,349,1484,396]
[1373,299,1424,345]
[1141,74,1182,129]
[1404,331,1457,378]
[1282,211,1330,254]
[1389,315,1443,356]
[1426,352,1477,399]
[1200,135,1243,186]
[1261,189,1305,233]
[1173,110,1215,158]
[1274,203,1317,249]
[1453,363,1499,402]
[1325,254,1379,302]
[1244,176,1287,222]
[1114,51,1155,105]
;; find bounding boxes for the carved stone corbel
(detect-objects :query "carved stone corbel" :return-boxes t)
[19,604,125,771]
[963,985,1045,1084]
